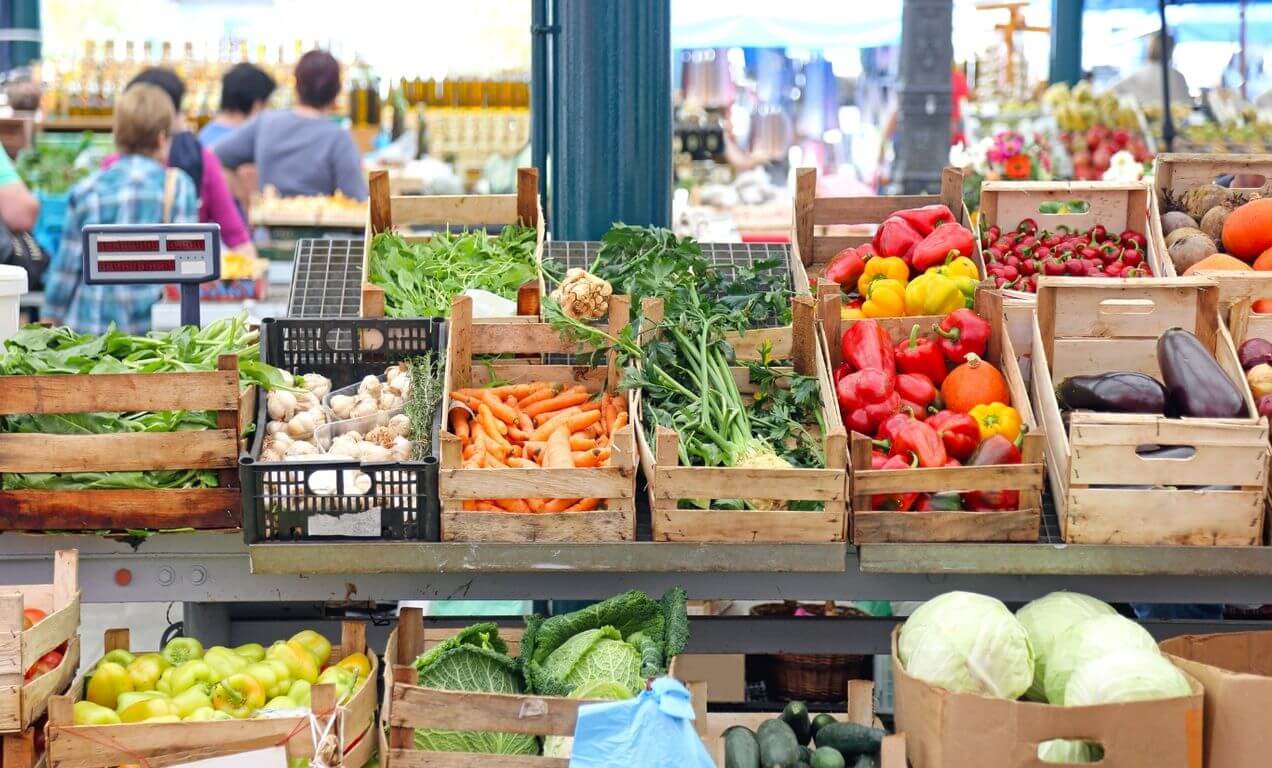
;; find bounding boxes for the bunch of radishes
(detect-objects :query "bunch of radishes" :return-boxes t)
[980,218,1152,294]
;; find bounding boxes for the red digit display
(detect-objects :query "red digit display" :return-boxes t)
[96,238,160,253]
[167,238,205,252]
[98,259,176,272]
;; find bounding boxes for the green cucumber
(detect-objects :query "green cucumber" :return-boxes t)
[811,713,838,737]
[757,718,801,767]
[811,746,847,768]
[782,701,813,745]
[851,753,880,768]
[724,725,761,768]
[812,722,885,757]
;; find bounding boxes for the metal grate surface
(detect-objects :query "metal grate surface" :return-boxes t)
[287,238,365,319]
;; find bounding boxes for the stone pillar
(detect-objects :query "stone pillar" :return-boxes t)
[892,0,953,195]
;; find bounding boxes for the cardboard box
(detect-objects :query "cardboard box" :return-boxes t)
[674,655,746,702]
[892,629,1204,768]
[1161,632,1272,768]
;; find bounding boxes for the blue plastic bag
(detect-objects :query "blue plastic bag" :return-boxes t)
[568,677,714,768]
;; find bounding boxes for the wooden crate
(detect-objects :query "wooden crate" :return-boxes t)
[0,356,254,531]
[636,294,850,542]
[0,551,79,734]
[1032,277,1270,545]
[2,722,45,768]
[790,165,976,296]
[362,167,544,321]
[378,607,706,768]
[47,621,376,768]
[439,294,637,542]
[1152,152,1272,279]
[824,290,1045,543]
[704,681,906,768]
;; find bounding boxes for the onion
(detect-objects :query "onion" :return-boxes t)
[1160,211,1198,238]
[1168,232,1219,272]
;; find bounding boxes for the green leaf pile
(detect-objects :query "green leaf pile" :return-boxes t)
[412,623,538,756]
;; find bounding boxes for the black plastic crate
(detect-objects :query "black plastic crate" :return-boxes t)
[241,317,447,544]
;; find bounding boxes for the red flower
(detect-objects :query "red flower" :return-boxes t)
[1004,154,1032,179]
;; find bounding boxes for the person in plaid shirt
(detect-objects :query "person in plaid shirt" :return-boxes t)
[43,83,197,335]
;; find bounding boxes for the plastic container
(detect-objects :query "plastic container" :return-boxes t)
[240,317,446,543]
[0,264,29,342]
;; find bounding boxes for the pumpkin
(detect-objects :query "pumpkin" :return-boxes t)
[1222,198,1272,260]
[1183,253,1253,275]
[941,354,1009,413]
[1254,247,1272,271]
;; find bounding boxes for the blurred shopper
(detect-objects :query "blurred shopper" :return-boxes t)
[0,150,37,234]
[1111,32,1190,106]
[43,84,197,334]
[104,68,253,255]
[200,63,277,147]
[215,50,368,200]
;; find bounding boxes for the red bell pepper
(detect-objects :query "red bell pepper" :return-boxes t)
[837,368,901,435]
[872,216,923,264]
[871,453,919,511]
[894,324,948,386]
[892,420,947,468]
[871,449,890,469]
[825,246,869,289]
[895,373,938,415]
[934,308,991,363]
[896,204,956,236]
[963,433,1023,511]
[833,361,851,384]
[916,492,964,512]
[925,410,980,461]
[876,411,915,452]
[910,224,977,272]
[840,320,896,381]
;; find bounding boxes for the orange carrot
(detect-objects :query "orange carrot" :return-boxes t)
[517,385,558,408]
[481,390,518,424]
[507,457,538,468]
[452,410,471,441]
[523,389,590,418]
[567,410,602,433]
[541,427,574,469]
[610,411,628,434]
[543,497,578,512]
[530,408,582,441]
[517,413,534,434]
[462,443,477,460]
[478,403,507,437]
[567,498,599,512]
[532,405,582,426]
[490,383,538,399]
[579,400,601,413]
[494,498,531,513]
[601,400,617,437]
[463,500,477,510]
[508,427,531,443]
[527,498,546,512]
[572,449,601,468]
[569,435,597,451]
[483,454,508,468]
[596,447,612,465]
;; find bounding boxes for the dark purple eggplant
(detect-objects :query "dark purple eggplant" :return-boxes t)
[1057,372,1167,414]
[1239,338,1272,371]
[1157,328,1247,418]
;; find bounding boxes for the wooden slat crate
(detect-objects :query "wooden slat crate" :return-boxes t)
[637,294,849,542]
[791,166,976,297]
[1152,152,1272,279]
[2,722,46,768]
[1032,277,1270,545]
[824,290,1045,543]
[47,621,376,768]
[0,355,253,531]
[704,680,906,768]
[378,607,706,768]
[0,551,79,734]
[439,294,637,542]
[362,167,544,321]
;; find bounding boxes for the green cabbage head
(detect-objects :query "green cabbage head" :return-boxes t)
[1038,739,1103,764]
[899,591,1035,700]
[1016,591,1116,701]
[1044,615,1158,705]
[1064,648,1192,706]
[542,680,634,758]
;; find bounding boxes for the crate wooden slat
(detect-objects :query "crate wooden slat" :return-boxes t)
[0,551,80,735]
[379,608,706,768]
[791,165,978,296]
[824,290,1045,543]
[637,294,849,542]
[1032,277,1270,545]
[47,620,376,768]
[2,723,46,768]
[1152,152,1272,279]
[362,167,544,321]
[439,294,637,542]
[0,356,250,532]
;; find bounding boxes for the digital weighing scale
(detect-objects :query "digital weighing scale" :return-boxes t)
[81,223,221,327]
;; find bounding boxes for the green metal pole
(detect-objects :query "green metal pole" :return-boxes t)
[1050,0,1084,85]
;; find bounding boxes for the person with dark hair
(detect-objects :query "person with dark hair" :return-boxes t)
[199,63,276,147]
[214,50,367,199]
[101,67,253,254]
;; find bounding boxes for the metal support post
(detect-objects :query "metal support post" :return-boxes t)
[549,0,672,239]
[1050,0,1084,85]
[892,0,953,194]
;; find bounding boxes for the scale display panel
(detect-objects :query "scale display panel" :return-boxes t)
[82,224,221,285]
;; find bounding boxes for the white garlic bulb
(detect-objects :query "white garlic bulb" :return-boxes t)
[267,390,298,421]
[351,399,379,419]
[388,414,411,438]
[358,375,382,399]
[302,373,331,399]
[286,411,316,438]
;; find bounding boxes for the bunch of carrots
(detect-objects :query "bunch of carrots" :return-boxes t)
[448,381,629,513]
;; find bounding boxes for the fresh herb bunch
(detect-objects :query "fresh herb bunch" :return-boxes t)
[15,133,95,194]
[0,314,296,491]
[368,226,538,318]
[586,224,791,328]
[404,352,445,460]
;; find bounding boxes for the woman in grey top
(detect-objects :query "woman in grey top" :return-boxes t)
[215,50,368,200]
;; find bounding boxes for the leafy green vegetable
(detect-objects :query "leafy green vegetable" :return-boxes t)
[521,587,689,698]
[412,623,538,756]
[542,679,633,758]
[16,133,94,194]
[368,226,538,318]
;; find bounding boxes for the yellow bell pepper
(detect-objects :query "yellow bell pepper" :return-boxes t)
[86,661,134,709]
[73,700,122,725]
[266,641,319,684]
[99,649,135,669]
[929,255,980,281]
[263,695,299,711]
[969,402,1022,442]
[841,305,865,320]
[170,660,216,695]
[857,255,909,296]
[289,630,332,667]
[244,662,290,699]
[171,686,213,718]
[316,666,357,705]
[118,695,177,724]
[126,653,169,692]
[203,647,248,681]
[185,707,234,722]
[335,652,372,682]
[234,643,266,663]
[287,679,312,708]
[211,673,266,719]
[861,278,906,318]
[904,272,965,316]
